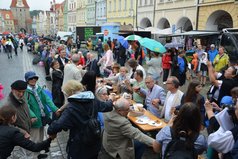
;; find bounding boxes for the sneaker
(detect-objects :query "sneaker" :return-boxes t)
[37,154,48,159]
[163,82,166,85]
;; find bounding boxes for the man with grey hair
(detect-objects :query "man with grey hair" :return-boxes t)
[63,53,85,85]
[85,52,100,76]
[160,76,183,122]
[138,76,166,118]
[102,98,155,159]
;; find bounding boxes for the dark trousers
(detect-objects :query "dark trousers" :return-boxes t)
[14,47,18,55]
[3,45,7,52]
[77,44,81,50]
[117,57,126,66]
[163,69,170,82]
[98,140,146,159]
[134,140,146,159]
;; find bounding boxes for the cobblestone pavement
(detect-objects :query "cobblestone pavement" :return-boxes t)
[0,46,209,159]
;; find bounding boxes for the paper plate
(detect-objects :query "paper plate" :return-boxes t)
[148,120,162,127]
[135,119,148,125]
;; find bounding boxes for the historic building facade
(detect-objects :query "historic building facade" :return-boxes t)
[10,0,32,33]
[76,0,86,26]
[0,13,5,32]
[107,0,136,29]
[0,10,15,33]
[198,0,238,31]
[95,0,107,26]
[137,0,154,29]
[86,0,96,25]
[154,0,196,32]
[67,0,77,32]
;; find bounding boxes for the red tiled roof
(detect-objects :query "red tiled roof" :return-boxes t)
[0,10,14,20]
[10,0,30,8]
[55,4,61,10]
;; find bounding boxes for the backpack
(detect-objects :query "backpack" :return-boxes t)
[163,128,199,159]
[79,101,101,146]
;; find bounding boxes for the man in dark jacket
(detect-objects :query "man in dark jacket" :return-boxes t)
[0,105,51,159]
[48,91,114,159]
[57,49,69,72]
[6,80,32,158]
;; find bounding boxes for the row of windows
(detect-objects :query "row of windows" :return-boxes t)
[5,21,13,25]
[139,0,154,6]
[68,15,76,23]
[108,0,133,12]
[16,8,26,12]
[69,2,76,10]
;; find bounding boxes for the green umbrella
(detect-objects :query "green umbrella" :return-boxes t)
[124,35,142,41]
[138,38,166,53]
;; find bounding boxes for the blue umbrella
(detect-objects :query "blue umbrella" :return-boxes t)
[117,35,129,49]
[138,38,166,53]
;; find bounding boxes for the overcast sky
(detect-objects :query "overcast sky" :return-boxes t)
[0,0,65,11]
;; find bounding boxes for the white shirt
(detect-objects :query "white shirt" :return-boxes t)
[164,93,175,122]
[60,57,66,65]
[208,127,234,153]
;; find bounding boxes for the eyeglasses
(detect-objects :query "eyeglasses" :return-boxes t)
[28,77,38,81]
[166,82,173,84]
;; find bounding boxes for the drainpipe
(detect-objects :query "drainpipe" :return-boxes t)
[153,0,156,27]
[95,1,97,26]
[195,0,199,30]
[136,0,138,31]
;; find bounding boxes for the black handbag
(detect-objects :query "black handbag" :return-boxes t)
[41,116,52,126]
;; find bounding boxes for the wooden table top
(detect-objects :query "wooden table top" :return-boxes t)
[128,110,167,132]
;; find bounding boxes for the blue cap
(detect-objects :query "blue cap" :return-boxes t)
[24,71,39,82]
[220,96,233,105]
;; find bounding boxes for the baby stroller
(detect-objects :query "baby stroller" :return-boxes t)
[27,43,32,52]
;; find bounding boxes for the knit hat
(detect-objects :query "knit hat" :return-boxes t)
[24,71,39,82]
[11,80,27,90]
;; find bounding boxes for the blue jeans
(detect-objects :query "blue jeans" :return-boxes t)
[134,140,146,159]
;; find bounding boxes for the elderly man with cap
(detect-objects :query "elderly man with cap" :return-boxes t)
[24,71,59,158]
[6,80,32,158]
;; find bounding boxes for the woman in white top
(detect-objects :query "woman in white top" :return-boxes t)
[103,43,114,77]
[146,52,162,84]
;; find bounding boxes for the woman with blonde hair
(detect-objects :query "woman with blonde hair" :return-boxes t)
[48,81,114,158]
[59,80,84,112]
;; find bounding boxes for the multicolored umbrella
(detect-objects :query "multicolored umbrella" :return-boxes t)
[117,35,129,49]
[138,38,166,53]
[124,35,142,41]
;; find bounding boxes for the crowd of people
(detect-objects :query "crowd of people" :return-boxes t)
[0,34,238,159]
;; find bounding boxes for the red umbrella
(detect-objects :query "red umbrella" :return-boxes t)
[2,31,10,35]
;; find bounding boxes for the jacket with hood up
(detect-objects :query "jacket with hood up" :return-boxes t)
[47,91,113,159]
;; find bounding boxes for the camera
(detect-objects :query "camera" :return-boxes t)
[222,104,238,125]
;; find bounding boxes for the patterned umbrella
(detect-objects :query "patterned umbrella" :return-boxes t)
[138,38,166,53]
[124,35,142,41]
